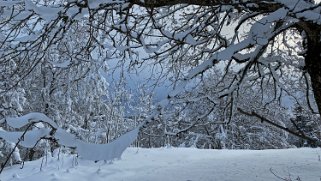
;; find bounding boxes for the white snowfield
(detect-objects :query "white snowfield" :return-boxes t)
[1,147,321,181]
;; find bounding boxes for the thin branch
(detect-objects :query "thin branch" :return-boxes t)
[237,107,321,146]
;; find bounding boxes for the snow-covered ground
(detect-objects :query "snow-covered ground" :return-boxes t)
[1,147,321,181]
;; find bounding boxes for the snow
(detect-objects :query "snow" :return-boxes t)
[88,0,126,9]
[0,126,140,161]
[9,143,22,163]
[2,113,142,161]
[1,147,321,181]
[59,126,140,161]
[276,0,321,24]
[0,0,22,7]
[49,60,71,68]
[6,113,58,129]
[24,0,61,22]
[14,34,38,43]
[0,128,51,148]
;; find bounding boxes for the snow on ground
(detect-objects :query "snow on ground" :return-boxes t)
[1,147,321,181]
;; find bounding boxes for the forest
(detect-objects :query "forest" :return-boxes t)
[0,0,321,179]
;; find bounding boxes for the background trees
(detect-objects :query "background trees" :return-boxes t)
[0,0,321,163]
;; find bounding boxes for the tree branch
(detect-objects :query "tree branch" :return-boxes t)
[237,107,321,147]
[129,0,279,10]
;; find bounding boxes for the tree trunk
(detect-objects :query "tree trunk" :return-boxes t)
[304,24,321,115]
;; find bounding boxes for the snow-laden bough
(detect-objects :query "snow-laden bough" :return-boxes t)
[0,113,142,161]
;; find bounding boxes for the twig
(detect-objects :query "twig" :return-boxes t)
[0,123,34,174]
[270,168,290,181]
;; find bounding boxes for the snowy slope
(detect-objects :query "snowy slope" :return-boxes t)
[1,147,321,181]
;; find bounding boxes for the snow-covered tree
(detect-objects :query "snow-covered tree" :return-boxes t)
[0,0,321,162]
[1,0,320,114]
[288,105,321,147]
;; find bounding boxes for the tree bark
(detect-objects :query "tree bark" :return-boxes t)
[303,23,321,115]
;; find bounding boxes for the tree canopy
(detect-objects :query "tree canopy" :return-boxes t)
[1,0,320,111]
